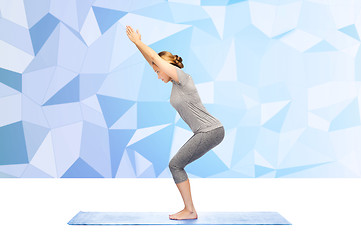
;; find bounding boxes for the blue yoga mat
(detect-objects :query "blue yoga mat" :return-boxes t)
[68,211,291,225]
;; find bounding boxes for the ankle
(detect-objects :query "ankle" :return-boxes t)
[185,206,196,212]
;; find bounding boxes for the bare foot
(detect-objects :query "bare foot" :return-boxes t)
[169,208,198,220]
[169,207,186,219]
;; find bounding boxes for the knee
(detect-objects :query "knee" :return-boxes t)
[168,157,183,171]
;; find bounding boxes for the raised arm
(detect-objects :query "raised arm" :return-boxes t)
[136,44,153,67]
[126,25,178,83]
[124,26,152,66]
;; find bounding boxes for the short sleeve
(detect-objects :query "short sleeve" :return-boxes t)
[174,67,189,86]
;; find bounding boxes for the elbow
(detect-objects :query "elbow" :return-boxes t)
[150,52,160,64]
[150,54,157,63]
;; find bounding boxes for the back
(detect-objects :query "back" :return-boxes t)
[170,67,223,133]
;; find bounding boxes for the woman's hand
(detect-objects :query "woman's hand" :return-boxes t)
[126,25,141,44]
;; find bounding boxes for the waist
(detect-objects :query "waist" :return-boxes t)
[195,123,224,133]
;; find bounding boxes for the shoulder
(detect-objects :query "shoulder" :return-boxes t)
[172,67,191,86]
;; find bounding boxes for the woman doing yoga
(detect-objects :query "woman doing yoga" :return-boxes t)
[126,25,225,220]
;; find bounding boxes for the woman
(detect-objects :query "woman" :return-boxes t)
[126,25,225,220]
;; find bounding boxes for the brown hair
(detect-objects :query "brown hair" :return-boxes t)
[155,51,184,69]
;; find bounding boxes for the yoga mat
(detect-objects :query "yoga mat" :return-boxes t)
[68,211,291,225]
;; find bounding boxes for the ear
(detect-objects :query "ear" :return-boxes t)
[151,55,179,84]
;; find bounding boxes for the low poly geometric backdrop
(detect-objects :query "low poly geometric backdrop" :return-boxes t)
[1,0,361,178]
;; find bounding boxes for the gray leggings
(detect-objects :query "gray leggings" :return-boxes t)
[169,126,225,184]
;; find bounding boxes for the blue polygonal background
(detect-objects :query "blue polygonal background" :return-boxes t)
[1,0,361,178]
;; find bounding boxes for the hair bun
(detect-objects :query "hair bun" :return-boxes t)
[174,55,182,63]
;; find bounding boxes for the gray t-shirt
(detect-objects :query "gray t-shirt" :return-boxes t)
[170,66,223,134]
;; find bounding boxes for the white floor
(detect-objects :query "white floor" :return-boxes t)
[1,178,360,240]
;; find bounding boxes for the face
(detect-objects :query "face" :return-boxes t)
[152,64,172,83]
